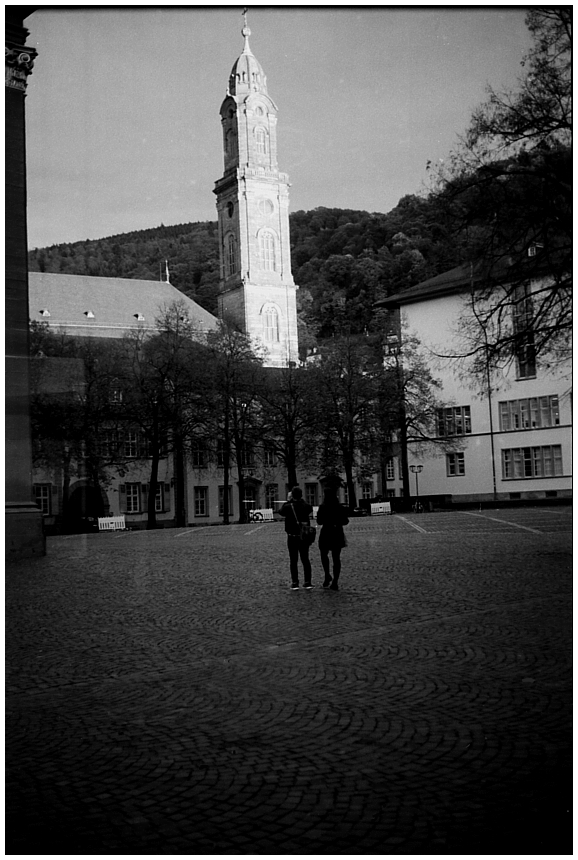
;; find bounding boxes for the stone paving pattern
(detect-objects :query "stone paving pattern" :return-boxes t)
[6,508,572,854]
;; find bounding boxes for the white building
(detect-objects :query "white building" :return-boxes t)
[381,263,572,504]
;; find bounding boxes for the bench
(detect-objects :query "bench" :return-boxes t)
[98,515,127,531]
[370,502,392,515]
[248,508,274,522]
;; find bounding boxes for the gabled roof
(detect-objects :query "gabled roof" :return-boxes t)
[378,250,562,310]
[376,263,484,309]
[29,272,218,338]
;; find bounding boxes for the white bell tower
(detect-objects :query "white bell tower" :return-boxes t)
[213,16,299,367]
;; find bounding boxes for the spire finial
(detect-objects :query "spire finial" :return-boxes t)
[241,7,251,48]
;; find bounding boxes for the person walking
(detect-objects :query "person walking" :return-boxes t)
[279,487,314,590]
[317,488,349,591]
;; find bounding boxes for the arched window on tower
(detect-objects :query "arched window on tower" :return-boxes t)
[263,306,280,342]
[255,126,267,156]
[226,234,236,277]
[259,231,276,271]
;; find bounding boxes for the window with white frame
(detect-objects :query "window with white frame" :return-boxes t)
[259,231,276,271]
[305,483,318,507]
[499,395,559,431]
[446,453,465,476]
[194,487,208,517]
[125,483,141,513]
[436,406,472,437]
[263,446,276,467]
[265,484,278,509]
[34,484,51,515]
[386,458,395,481]
[361,482,373,500]
[502,445,563,479]
[100,431,119,459]
[124,431,139,458]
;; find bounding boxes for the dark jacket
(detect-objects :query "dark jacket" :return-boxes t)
[279,499,313,536]
[317,502,349,550]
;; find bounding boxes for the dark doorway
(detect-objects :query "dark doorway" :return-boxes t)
[67,485,106,532]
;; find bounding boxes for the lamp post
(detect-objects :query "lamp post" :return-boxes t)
[409,464,423,512]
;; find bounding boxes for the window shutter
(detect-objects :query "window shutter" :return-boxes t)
[164,483,171,512]
[119,484,126,513]
[55,483,63,516]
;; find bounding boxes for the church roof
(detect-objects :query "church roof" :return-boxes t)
[29,271,218,338]
[228,24,268,97]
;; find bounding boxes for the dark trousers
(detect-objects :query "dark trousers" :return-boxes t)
[320,547,342,582]
[287,535,312,584]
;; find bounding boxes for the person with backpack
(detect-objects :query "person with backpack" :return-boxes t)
[316,487,349,591]
[279,487,314,590]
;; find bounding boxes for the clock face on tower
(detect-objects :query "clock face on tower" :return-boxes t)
[258,198,274,216]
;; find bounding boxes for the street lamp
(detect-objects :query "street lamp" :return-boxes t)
[409,464,423,512]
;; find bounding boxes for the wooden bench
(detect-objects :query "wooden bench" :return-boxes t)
[98,515,127,531]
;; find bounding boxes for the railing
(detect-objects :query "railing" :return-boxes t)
[370,502,392,515]
[98,515,127,531]
[248,508,274,522]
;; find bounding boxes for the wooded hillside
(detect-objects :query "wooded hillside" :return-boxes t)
[28,194,464,339]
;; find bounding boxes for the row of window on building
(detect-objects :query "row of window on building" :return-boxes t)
[446,445,563,479]
[436,395,560,437]
[32,444,564,518]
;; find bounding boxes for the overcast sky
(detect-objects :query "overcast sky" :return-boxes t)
[25,5,531,250]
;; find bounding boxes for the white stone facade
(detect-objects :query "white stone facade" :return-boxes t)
[213,25,299,367]
[393,282,572,503]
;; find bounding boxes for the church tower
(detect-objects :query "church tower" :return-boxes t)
[213,17,299,367]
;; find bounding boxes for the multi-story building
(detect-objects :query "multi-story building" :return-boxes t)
[29,23,330,530]
[381,263,572,504]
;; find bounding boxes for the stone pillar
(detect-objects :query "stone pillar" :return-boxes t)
[5,10,45,559]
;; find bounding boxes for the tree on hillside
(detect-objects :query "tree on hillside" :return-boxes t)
[431,7,572,379]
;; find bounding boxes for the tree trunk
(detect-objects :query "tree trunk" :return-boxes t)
[147,447,159,529]
[222,407,230,525]
[286,438,298,489]
[174,432,186,527]
[399,418,411,501]
[61,448,72,525]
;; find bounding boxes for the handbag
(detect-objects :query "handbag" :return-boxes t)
[291,503,316,546]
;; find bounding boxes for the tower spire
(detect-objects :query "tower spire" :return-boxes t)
[241,7,251,53]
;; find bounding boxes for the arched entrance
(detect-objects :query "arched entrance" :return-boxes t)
[66,482,109,532]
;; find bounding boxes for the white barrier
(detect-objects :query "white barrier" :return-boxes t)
[370,502,392,515]
[98,515,126,531]
[248,508,274,522]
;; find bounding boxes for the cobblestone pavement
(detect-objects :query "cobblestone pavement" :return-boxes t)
[6,508,572,855]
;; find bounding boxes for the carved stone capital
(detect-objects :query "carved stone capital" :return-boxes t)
[5,42,37,91]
